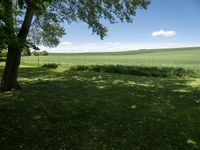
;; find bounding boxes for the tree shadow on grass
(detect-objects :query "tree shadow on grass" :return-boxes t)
[0,67,200,149]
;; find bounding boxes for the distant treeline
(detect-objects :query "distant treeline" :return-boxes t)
[0,49,48,57]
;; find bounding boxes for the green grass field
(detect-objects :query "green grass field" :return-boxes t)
[21,47,200,69]
[1,47,200,149]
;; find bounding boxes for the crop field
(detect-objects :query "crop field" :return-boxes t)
[20,47,200,68]
[0,47,200,149]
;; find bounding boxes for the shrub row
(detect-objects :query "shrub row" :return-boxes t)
[71,65,200,78]
[41,63,58,69]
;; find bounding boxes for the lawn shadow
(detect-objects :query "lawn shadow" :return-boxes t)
[0,66,200,149]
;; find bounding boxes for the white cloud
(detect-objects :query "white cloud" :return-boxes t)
[152,30,176,37]
[38,41,199,53]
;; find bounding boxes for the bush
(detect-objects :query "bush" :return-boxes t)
[0,49,7,57]
[32,50,48,56]
[40,51,48,56]
[32,51,39,56]
[21,48,31,56]
[41,63,58,69]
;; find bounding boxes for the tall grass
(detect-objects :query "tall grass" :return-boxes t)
[71,65,200,78]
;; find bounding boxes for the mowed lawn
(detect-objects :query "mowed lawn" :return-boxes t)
[0,47,200,149]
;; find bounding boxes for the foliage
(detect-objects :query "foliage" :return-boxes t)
[0,0,150,90]
[71,65,200,78]
[0,0,151,49]
[0,48,32,57]
[40,51,48,56]
[41,63,58,68]
[0,49,7,57]
[32,50,48,56]
[21,48,31,56]
[32,51,39,56]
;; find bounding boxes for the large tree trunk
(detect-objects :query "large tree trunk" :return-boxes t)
[0,45,21,91]
[0,4,34,91]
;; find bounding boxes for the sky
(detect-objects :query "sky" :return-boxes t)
[40,0,200,53]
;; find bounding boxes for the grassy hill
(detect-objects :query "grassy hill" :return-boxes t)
[0,47,200,149]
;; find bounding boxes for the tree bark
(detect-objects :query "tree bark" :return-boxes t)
[0,5,34,91]
[0,45,21,91]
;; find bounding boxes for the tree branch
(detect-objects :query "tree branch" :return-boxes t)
[18,6,34,39]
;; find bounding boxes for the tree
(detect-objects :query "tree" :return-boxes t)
[0,0,150,91]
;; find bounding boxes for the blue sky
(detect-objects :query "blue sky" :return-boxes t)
[42,0,200,53]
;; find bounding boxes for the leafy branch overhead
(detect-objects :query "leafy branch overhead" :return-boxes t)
[0,0,150,48]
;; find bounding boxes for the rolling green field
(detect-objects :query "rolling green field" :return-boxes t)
[1,47,200,149]
[21,47,200,69]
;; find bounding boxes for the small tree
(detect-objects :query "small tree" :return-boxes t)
[32,51,39,56]
[40,51,48,56]
[0,0,150,91]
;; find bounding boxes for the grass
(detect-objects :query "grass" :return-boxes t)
[21,47,200,69]
[1,47,200,149]
[71,65,200,78]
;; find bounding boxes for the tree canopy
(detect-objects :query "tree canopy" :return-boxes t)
[0,0,150,49]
